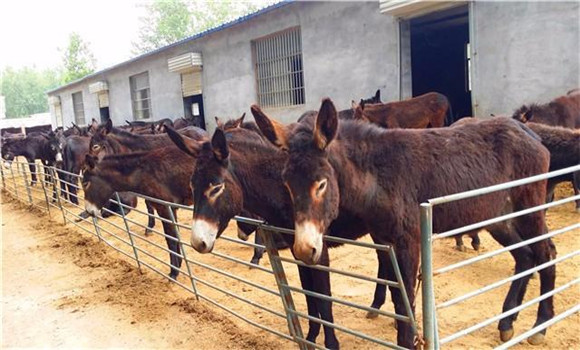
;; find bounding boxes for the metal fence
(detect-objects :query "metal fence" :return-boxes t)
[420,164,580,349]
[2,159,578,349]
[2,159,417,350]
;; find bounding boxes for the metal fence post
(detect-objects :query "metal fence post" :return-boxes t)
[115,192,142,271]
[0,162,5,190]
[9,164,19,199]
[39,164,52,216]
[167,204,199,300]
[20,162,33,204]
[258,227,307,349]
[421,203,438,350]
[92,216,103,241]
[51,167,67,224]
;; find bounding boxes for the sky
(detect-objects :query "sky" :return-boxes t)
[0,0,146,71]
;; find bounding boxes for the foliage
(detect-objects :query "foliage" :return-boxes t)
[132,0,272,55]
[61,32,96,84]
[0,66,61,118]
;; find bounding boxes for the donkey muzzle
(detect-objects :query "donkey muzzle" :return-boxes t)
[293,221,323,265]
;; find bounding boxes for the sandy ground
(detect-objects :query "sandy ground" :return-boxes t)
[1,167,579,349]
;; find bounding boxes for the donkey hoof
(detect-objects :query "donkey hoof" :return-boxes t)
[455,245,467,252]
[365,310,379,319]
[144,229,152,237]
[471,243,481,251]
[500,328,514,342]
[527,332,545,345]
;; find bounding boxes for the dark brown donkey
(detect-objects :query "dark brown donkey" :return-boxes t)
[252,99,555,348]
[167,121,403,349]
[89,119,207,235]
[82,147,198,279]
[354,92,452,128]
[512,90,580,128]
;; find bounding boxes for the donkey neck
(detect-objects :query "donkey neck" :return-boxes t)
[227,133,294,228]
[106,130,170,153]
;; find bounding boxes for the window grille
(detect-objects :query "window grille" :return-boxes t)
[130,72,151,120]
[72,92,85,125]
[253,27,304,108]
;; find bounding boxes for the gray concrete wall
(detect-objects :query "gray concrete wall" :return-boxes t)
[471,1,580,117]
[48,2,400,133]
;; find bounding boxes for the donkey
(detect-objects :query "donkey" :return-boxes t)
[89,119,207,235]
[252,98,554,348]
[512,91,580,128]
[354,92,452,128]
[167,122,403,349]
[2,132,63,187]
[297,90,383,123]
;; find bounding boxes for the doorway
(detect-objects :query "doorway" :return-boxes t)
[409,5,472,123]
[183,94,205,129]
[99,107,110,124]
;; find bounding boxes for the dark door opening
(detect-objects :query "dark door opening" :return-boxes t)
[99,107,110,123]
[410,5,472,123]
[183,94,206,130]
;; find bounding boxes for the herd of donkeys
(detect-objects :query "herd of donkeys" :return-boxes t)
[1,88,579,348]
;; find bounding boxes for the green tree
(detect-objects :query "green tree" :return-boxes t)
[132,0,271,55]
[61,32,96,84]
[0,66,61,118]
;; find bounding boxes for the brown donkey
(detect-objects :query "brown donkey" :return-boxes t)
[166,122,403,349]
[512,90,580,128]
[353,92,452,128]
[252,99,554,348]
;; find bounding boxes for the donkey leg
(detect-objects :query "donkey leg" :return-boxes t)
[296,264,322,345]
[454,235,467,251]
[27,160,37,186]
[145,200,155,236]
[513,214,555,345]
[250,233,265,266]
[367,246,389,319]
[309,246,339,349]
[487,227,534,342]
[159,207,183,279]
[573,172,580,212]
[387,239,419,349]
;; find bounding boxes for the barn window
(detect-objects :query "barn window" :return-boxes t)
[72,92,85,125]
[130,71,151,120]
[253,27,305,108]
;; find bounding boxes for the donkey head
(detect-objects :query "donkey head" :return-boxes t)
[81,154,115,216]
[252,98,340,264]
[167,127,243,253]
[88,119,113,159]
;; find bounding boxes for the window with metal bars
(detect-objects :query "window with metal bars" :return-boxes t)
[130,71,151,120]
[253,27,304,108]
[72,92,85,125]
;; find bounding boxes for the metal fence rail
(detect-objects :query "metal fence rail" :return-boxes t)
[2,159,578,349]
[1,159,418,350]
[420,164,580,349]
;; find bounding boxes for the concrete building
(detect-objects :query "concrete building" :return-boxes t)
[46,1,579,132]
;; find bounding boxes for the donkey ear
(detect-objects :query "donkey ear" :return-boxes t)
[522,110,533,122]
[314,98,338,150]
[166,126,203,158]
[375,89,381,102]
[251,104,288,150]
[211,128,229,162]
[233,113,246,128]
[102,118,113,134]
[214,116,224,129]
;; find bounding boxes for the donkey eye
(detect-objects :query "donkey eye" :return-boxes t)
[315,179,328,197]
[82,181,91,190]
[206,183,225,199]
[92,144,100,150]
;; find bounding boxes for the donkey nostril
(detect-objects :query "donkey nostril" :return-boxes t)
[199,241,207,251]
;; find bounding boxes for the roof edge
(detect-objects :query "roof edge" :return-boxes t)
[47,0,293,95]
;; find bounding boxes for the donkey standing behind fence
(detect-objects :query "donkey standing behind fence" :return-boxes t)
[252,98,554,348]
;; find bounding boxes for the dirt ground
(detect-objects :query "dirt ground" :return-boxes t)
[1,172,579,349]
